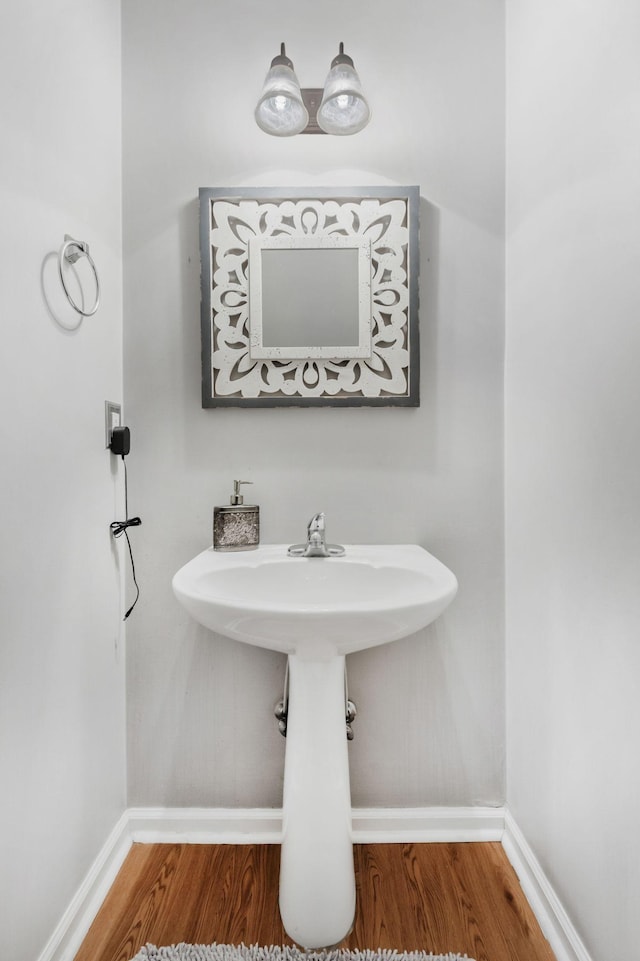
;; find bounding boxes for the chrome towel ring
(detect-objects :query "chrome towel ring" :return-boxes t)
[58,234,100,316]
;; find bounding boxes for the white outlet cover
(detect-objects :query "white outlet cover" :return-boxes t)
[105,401,121,448]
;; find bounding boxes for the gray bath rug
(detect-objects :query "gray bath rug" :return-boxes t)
[132,945,475,961]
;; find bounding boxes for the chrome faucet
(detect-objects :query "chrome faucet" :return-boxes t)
[287,512,346,558]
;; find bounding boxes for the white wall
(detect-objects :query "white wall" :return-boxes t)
[0,3,125,959]
[122,0,506,808]
[505,2,640,959]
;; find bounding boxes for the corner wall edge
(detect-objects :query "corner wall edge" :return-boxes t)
[501,810,593,961]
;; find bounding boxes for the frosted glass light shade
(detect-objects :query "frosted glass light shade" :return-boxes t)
[255,57,309,137]
[317,48,370,136]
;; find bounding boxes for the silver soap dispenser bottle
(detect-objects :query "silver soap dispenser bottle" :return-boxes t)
[213,480,260,551]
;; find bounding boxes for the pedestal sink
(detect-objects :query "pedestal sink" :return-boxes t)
[172,544,457,949]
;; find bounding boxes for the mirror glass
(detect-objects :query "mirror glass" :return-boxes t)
[248,235,372,360]
[261,248,359,350]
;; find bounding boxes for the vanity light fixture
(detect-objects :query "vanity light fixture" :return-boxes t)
[317,43,371,135]
[255,43,370,137]
[255,43,309,137]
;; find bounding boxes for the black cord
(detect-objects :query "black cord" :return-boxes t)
[110,456,141,620]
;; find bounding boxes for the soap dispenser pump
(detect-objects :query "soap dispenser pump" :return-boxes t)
[213,480,260,552]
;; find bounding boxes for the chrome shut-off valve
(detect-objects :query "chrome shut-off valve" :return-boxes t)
[274,697,357,740]
[346,699,357,740]
[274,698,288,737]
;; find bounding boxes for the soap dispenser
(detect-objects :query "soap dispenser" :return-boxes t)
[213,480,260,551]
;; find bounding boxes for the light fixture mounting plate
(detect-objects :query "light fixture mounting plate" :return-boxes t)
[300,89,326,134]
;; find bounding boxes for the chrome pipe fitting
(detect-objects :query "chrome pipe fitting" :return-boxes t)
[274,668,356,740]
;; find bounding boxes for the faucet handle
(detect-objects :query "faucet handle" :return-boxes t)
[308,512,325,532]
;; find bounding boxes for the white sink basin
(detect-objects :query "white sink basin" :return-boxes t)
[172,544,457,658]
[172,542,457,949]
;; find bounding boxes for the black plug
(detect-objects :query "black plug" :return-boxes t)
[109,426,130,457]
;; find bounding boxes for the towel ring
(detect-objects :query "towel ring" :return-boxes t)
[58,234,100,317]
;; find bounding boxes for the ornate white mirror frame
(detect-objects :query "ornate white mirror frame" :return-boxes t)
[199,185,420,407]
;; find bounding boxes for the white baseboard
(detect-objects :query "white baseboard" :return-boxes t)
[502,811,593,961]
[128,806,284,844]
[36,811,132,961]
[41,805,591,961]
[353,805,505,842]
[127,804,506,845]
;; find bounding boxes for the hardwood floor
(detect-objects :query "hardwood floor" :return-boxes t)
[74,843,556,961]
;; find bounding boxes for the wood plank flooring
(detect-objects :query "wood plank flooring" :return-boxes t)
[74,843,556,961]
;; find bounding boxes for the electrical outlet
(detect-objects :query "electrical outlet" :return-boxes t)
[105,401,122,449]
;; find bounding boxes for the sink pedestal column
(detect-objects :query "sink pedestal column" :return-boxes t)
[279,653,355,949]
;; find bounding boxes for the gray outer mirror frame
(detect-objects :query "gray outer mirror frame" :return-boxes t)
[199,185,420,408]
